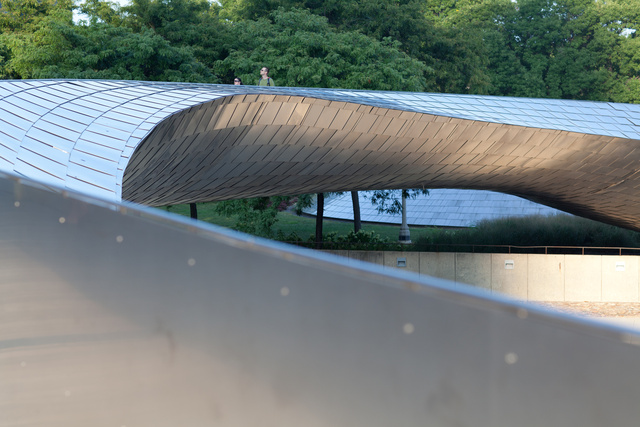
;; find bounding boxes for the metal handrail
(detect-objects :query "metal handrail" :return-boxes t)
[280,241,640,255]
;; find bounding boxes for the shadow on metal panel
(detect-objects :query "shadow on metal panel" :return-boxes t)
[1,172,640,427]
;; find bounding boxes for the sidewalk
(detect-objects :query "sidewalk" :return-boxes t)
[533,302,640,331]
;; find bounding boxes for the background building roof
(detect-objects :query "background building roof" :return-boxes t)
[305,189,568,227]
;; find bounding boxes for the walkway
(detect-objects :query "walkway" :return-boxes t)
[537,302,640,330]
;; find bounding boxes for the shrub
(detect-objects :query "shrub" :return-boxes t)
[413,214,640,253]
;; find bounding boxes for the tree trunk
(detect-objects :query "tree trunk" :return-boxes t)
[315,193,324,249]
[351,191,361,233]
[190,203,198,219]
[399,191,411,243]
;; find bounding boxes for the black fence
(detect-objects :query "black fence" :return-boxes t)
[282,241,640,255]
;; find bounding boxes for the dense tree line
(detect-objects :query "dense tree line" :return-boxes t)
[2,0,639,238]
[1,0,638,101]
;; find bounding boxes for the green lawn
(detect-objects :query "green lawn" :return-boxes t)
[161,202,425,243]
[158,202,640,253]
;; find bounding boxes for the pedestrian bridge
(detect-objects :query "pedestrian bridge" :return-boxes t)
[1,79,640,229]
[2,80,640,427]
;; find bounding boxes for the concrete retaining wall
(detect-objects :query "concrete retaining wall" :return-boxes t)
[324,251,640,302]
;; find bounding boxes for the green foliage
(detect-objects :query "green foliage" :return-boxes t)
[120,0,230,66]
[0,0,217,81]
[293,193,315,215]
[213,196,293,237]
[413,214,640,252]
[0,0,74,32]
[318,230,393,250]
[442,0,640,101]
[165,204,640,253]
[276,229,399,250]
[214,197,278,237]
[77,0,126,26]
[220,0,489,94]
[366,189,429,215]
[0,0,74,78]
[2,0,638,101]
[214,8,434,90]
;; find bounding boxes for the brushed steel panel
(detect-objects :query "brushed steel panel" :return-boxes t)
[13,92,57,111]
[73,140,122,163]
[0,141,16,162]
[0,86,15,98]
[66,175,117,199]
[0,116,28,141]
[13,158,66,184]
[315,106,339,129]
[67,162,116,190]
[66,99,110,116]
[1,100,42,122]
[3,79,640,231]
[88,121,132,141]
[100,110,144,132]
[114,104,158,119]
[33,86,77,103]
[0,156,13,171]
[80,131,127,152]
[24,127,75,154]
[56,106,100,122]
[41,112,90,134]
[69,150,117,172]
[73,96,120,111]
[19,136,70,166]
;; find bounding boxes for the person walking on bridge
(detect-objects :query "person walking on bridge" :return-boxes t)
[258,67,275,86]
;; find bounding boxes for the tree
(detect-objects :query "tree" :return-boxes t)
[214,8,435,91]
[0,0,74,32]
[441,0,640,101]
[77,0,127,27]
[212,7,436,238]
[351,191,361,233]
[213,196,291,237]
[219,0,490,94]
[0,0,75,78]
[3,21,216,80]
[367,188,428,243]
[367,189,429,215]
[119,0,231,68]
[315,192,324,248]
[0,3,217,82]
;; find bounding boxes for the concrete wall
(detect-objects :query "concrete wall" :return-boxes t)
[324,251,640,302]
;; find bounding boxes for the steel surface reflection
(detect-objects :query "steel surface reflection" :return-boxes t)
[2,80,640,230]
[1,173,640,426]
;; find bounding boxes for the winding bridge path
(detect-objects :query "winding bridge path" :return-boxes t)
[2,80,640,229]
[2,80,640,426]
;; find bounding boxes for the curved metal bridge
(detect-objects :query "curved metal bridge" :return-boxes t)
[2,79,640,229]
[2,80,640,426]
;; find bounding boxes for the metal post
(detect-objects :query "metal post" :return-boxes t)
[398,191,411,244]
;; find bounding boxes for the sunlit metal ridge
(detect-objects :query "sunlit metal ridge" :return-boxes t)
[3,170,640,426]
[2,79,640,229]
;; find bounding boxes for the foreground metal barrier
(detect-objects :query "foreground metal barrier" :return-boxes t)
[2,172,640,427]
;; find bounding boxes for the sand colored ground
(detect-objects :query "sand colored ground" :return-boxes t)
[536,302,640,330]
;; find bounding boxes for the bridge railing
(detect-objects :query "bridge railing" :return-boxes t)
[282,240,640,255]
[3,172,640,427]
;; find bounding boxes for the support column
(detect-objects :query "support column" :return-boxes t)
[399,192,411,244]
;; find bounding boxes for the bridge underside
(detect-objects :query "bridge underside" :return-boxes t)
[124,94,640,231]
[3,81,640,427]
[1,80,640,230]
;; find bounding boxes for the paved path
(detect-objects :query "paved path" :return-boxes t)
[534,302,640,330]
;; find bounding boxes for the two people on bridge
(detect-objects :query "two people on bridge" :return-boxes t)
[232,67,276,86]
